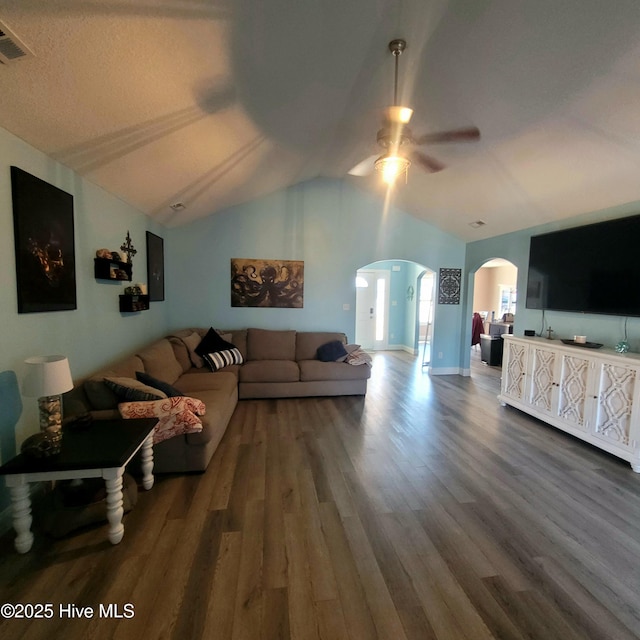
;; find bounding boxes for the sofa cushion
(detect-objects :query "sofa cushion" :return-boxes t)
[240,360,300,383]
[135,371,182,397]
[295,332,347,361]
[247,328,296,361]
[181,331,205,368]
[175,371,239,397]
[104,376,167,402]
[137,340,183,385]
[175,376,238,445]
[228,329,247,360]
[299,360,372,382]
[168,336,193,372]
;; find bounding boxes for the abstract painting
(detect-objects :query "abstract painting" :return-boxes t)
[438,268,462,305]
[231,258,304,308]
[11,166,76,313]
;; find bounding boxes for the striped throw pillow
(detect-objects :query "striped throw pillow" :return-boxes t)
[203,347,244,371]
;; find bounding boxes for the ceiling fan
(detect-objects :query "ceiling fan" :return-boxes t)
[348,39,480,184]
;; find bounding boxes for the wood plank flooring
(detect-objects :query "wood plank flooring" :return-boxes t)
[1,350,640,639]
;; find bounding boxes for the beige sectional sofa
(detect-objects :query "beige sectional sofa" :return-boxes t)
[64,328,370,474]
[238,328,370,399]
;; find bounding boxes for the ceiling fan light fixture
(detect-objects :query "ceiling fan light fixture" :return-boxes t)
[349,37,479,183]
[385,105,413,124]
[375,153,411,184]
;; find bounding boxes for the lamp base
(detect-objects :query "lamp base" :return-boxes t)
[38,394,63,445]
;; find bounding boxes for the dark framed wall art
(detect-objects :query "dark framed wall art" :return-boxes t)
[11,166,77,313]
[438,268,462,305]
[231,258,304,308]
[146,231,165,301]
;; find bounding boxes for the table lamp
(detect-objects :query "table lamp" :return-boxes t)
[22,355,73,448]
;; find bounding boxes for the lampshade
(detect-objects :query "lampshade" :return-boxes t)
[22,355,73,398]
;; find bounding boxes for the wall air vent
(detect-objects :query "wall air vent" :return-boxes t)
[0,20,35,64]
[468,220,486,228]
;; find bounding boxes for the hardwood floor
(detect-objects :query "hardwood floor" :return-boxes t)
[2,351,640,639]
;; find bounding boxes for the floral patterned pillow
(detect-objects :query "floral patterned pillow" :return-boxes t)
[118,396,206,444]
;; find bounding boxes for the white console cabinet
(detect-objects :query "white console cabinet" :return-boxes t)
[499,335,640,472]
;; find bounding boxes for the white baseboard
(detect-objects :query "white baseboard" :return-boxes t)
[429,367,463,376]
[386,344,418,355]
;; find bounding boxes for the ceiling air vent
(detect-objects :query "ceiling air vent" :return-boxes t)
[468,220,486,229]
[0,21,35,64]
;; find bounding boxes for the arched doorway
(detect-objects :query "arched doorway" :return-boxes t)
[471,258,518,377]
[417,270,436,365]
[355,260,435,360]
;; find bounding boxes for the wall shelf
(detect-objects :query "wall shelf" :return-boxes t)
[119,294,149,312]
[94,257,131,281]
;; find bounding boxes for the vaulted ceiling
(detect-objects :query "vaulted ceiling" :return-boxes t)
[2,1,640,241]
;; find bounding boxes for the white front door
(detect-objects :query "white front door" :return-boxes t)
[356,270,390,350]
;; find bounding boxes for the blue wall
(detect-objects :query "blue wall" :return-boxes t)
[166,179,466,371]
[461,203,640,372]
[0,126,168,511]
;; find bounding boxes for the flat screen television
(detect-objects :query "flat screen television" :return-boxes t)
[526,214,640,317]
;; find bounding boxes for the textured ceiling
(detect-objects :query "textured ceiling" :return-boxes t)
[2,0,640,241]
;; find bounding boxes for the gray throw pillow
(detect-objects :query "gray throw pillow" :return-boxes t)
[135,371,182,397]
[103,376,167,402]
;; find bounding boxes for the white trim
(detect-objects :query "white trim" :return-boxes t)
[383,344,420,354]
[429,367,463,376]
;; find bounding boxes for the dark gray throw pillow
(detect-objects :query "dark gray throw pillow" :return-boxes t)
[103,377,166,402]
[317,340,348,362]
[135,371,182,397]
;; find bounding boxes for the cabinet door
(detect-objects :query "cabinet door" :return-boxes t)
[501,340,528,402]
[527,344,558,416]
[590,362,640,450]
[555,353,592,430]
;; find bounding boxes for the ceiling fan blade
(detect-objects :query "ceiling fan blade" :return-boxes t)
[415,126,480,146]
[411,151,445,173]
[348,154,378,176]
